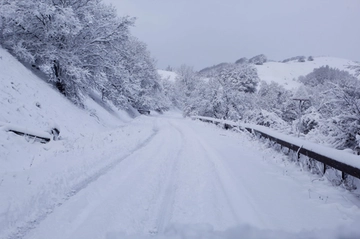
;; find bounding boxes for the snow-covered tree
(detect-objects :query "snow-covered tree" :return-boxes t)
[159,75,179,108]
[299,65,352,87]
[298,66,360,149]
[218,63,259,93]
[235,57,248,64]
[256,81,291,115]
[320,78,360,149]
[242,109,289,130]
[183,63,259,120]
[174,64,199,109]
[1,0,169,110]
[249,54,267,65]
[298,56,306,62]
[198,62,231,78]
[204,63,259,119]
[2,0,83,102]
[348,64,360,77]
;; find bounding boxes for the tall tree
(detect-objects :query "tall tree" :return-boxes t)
[1,0,169,110]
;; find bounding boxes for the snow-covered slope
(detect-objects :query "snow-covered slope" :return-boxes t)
[256,57,359,90]
[0,47,131,137]
[0,47,157,238]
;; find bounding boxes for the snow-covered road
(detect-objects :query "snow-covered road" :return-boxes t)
[10,113,360,238]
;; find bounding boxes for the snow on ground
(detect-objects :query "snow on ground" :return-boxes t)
[0,47,131,135]
[157,70,178,83]
[16,114,360,239]
[0,47,153,238]
[192,116,360,170]
[2,48,360,239]
[256,57,359,90]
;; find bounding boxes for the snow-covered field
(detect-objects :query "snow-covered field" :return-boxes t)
[2,48,360,239]
[256,57,359,90]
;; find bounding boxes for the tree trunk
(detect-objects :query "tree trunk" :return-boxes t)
[53,60,66,95]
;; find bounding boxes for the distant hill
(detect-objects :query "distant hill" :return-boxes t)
[194,56,359,90]
[255,56,359,90]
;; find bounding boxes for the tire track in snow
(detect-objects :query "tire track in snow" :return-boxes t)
[26,119,188,238]
[166,120,240,229]
[195,135,269,228]
[7,127,159,239]
[145,122,185,235]
[169,119,268,229]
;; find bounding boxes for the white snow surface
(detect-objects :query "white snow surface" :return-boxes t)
[11,115,360,239]
[192,116,360,170]
[1,48,360,239]
[255,57,359,90]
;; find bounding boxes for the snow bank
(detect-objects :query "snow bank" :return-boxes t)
[244,123,360,170]
[192,116,360,173]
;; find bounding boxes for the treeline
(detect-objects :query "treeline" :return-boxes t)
[0,0,170,111]
[169,61,360,151]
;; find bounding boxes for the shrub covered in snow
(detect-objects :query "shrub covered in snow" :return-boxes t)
[282,56,306,63]
[235,57,248,64]
[297,66,360,150]
[298,56,306,62]
[249,54,267,65]
[243,109,289,130]
[182,63,260,120]
[299,65,353,87]
[298,106,322,134]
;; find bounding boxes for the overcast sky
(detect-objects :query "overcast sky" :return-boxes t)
[103,0,360,70]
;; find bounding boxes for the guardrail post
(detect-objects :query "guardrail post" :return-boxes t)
[342,171,347,180]
[296,145,303,161]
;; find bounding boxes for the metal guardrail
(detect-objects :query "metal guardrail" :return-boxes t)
[193,116,360,180]
[8,129,51,143]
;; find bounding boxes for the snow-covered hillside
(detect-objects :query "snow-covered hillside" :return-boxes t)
[159,57,359,91]
[256,57,359,90]
[0,48,132,136]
